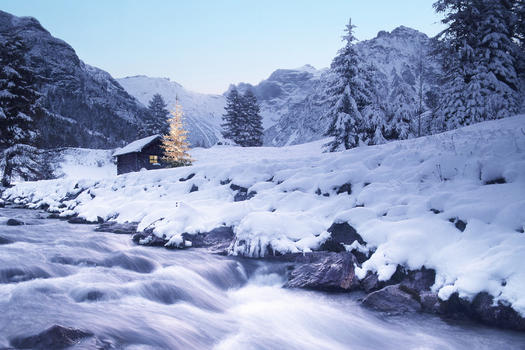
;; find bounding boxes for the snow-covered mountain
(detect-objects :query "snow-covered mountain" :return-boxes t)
[117,76,226,147]
[0,10,149,148]
[119,27,440,148]
[5,6,440,150]
[117,65,327,147]
[265,26,441,146]
[232,64,326,130]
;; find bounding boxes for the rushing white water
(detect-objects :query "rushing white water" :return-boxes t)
[1,208,524,350]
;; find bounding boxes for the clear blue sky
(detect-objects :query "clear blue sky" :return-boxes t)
[2,0,443,94]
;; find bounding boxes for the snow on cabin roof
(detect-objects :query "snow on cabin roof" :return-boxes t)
[113,135,161,156]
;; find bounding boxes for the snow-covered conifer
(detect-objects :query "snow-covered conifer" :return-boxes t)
[145,93,170,135]
[324,19,369,151]
[242,89,264,146]
[387,67,416,139]
[221,87,243,144]
[434,0,521,127]
[0,36,47,186]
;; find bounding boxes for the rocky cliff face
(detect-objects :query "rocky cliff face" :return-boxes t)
[0,10,148,149]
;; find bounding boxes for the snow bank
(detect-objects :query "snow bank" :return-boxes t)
[3,116,525,314]
[54,148,115,179]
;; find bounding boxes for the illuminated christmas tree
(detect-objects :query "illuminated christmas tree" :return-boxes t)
[161,102,193,167]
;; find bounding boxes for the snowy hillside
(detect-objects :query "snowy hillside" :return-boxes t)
[52,148,116,179]
[3,116,525,316]
[117,76,225,147]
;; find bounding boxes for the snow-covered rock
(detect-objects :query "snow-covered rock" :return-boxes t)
[3,115,525,317]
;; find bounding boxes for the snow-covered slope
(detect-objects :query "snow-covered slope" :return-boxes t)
[52,148,115,179]
[4,116,525,316]
[117,76,225,147]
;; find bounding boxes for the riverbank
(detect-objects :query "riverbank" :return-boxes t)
[2,207,525,349]
[2,116,525,332]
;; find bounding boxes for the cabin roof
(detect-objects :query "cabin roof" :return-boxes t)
[113,134,162,156]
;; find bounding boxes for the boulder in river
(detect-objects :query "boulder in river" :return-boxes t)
[362,284,422,314]
[0,236,13,245]
[182,226,235,254]
[10,324,93,349]
[285,251,360,292]
[68,216,104,224]
[439,292,525,331]
[6,218,24,226]
[95,221,138,234]
[132,231,167,247]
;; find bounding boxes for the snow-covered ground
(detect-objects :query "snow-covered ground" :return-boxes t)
[53,148,116,179]
[3,116,525,315]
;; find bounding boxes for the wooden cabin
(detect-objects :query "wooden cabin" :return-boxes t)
[113,135,167,175]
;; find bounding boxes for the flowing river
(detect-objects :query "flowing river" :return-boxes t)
[1,207,524,349]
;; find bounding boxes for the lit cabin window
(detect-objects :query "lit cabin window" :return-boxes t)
[149,155,158,164]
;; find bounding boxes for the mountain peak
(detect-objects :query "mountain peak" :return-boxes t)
[375,25,428,41]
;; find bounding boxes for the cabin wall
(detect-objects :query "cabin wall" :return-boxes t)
[117,153,138,175]
[137,141,167,171]
[116,139,167,175]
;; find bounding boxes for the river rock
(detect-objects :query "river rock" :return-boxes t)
[95,221,138,234]
[439,292,525,331]
[0,236,12,245]
[359,266,407,293]
[6,218,24,226]
[319,222,365,253]
[285,251,360,291]
[132,231,167,247]
[362,284,422,314]
[400,266,436,292]
[420,291,440,313]
[182,226,235,254]
[9,324,93,349]
[68,216,103,224]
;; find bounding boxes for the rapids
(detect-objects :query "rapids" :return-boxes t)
[1,208,524,349]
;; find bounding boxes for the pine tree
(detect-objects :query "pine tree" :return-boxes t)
[360,63,388,145]
[324,19,369,152]
[0,37,40,148]
[221,87,243,143]
[477,0,519,118]
[161,102,192,167]
[242,89,264,146]
[387,68,416,139]
[221,88,264,147]
[145,93,170,135]
[434,0,521,128]
[0,36,46,186]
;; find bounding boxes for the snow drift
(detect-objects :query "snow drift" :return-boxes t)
[3,116,525,315]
